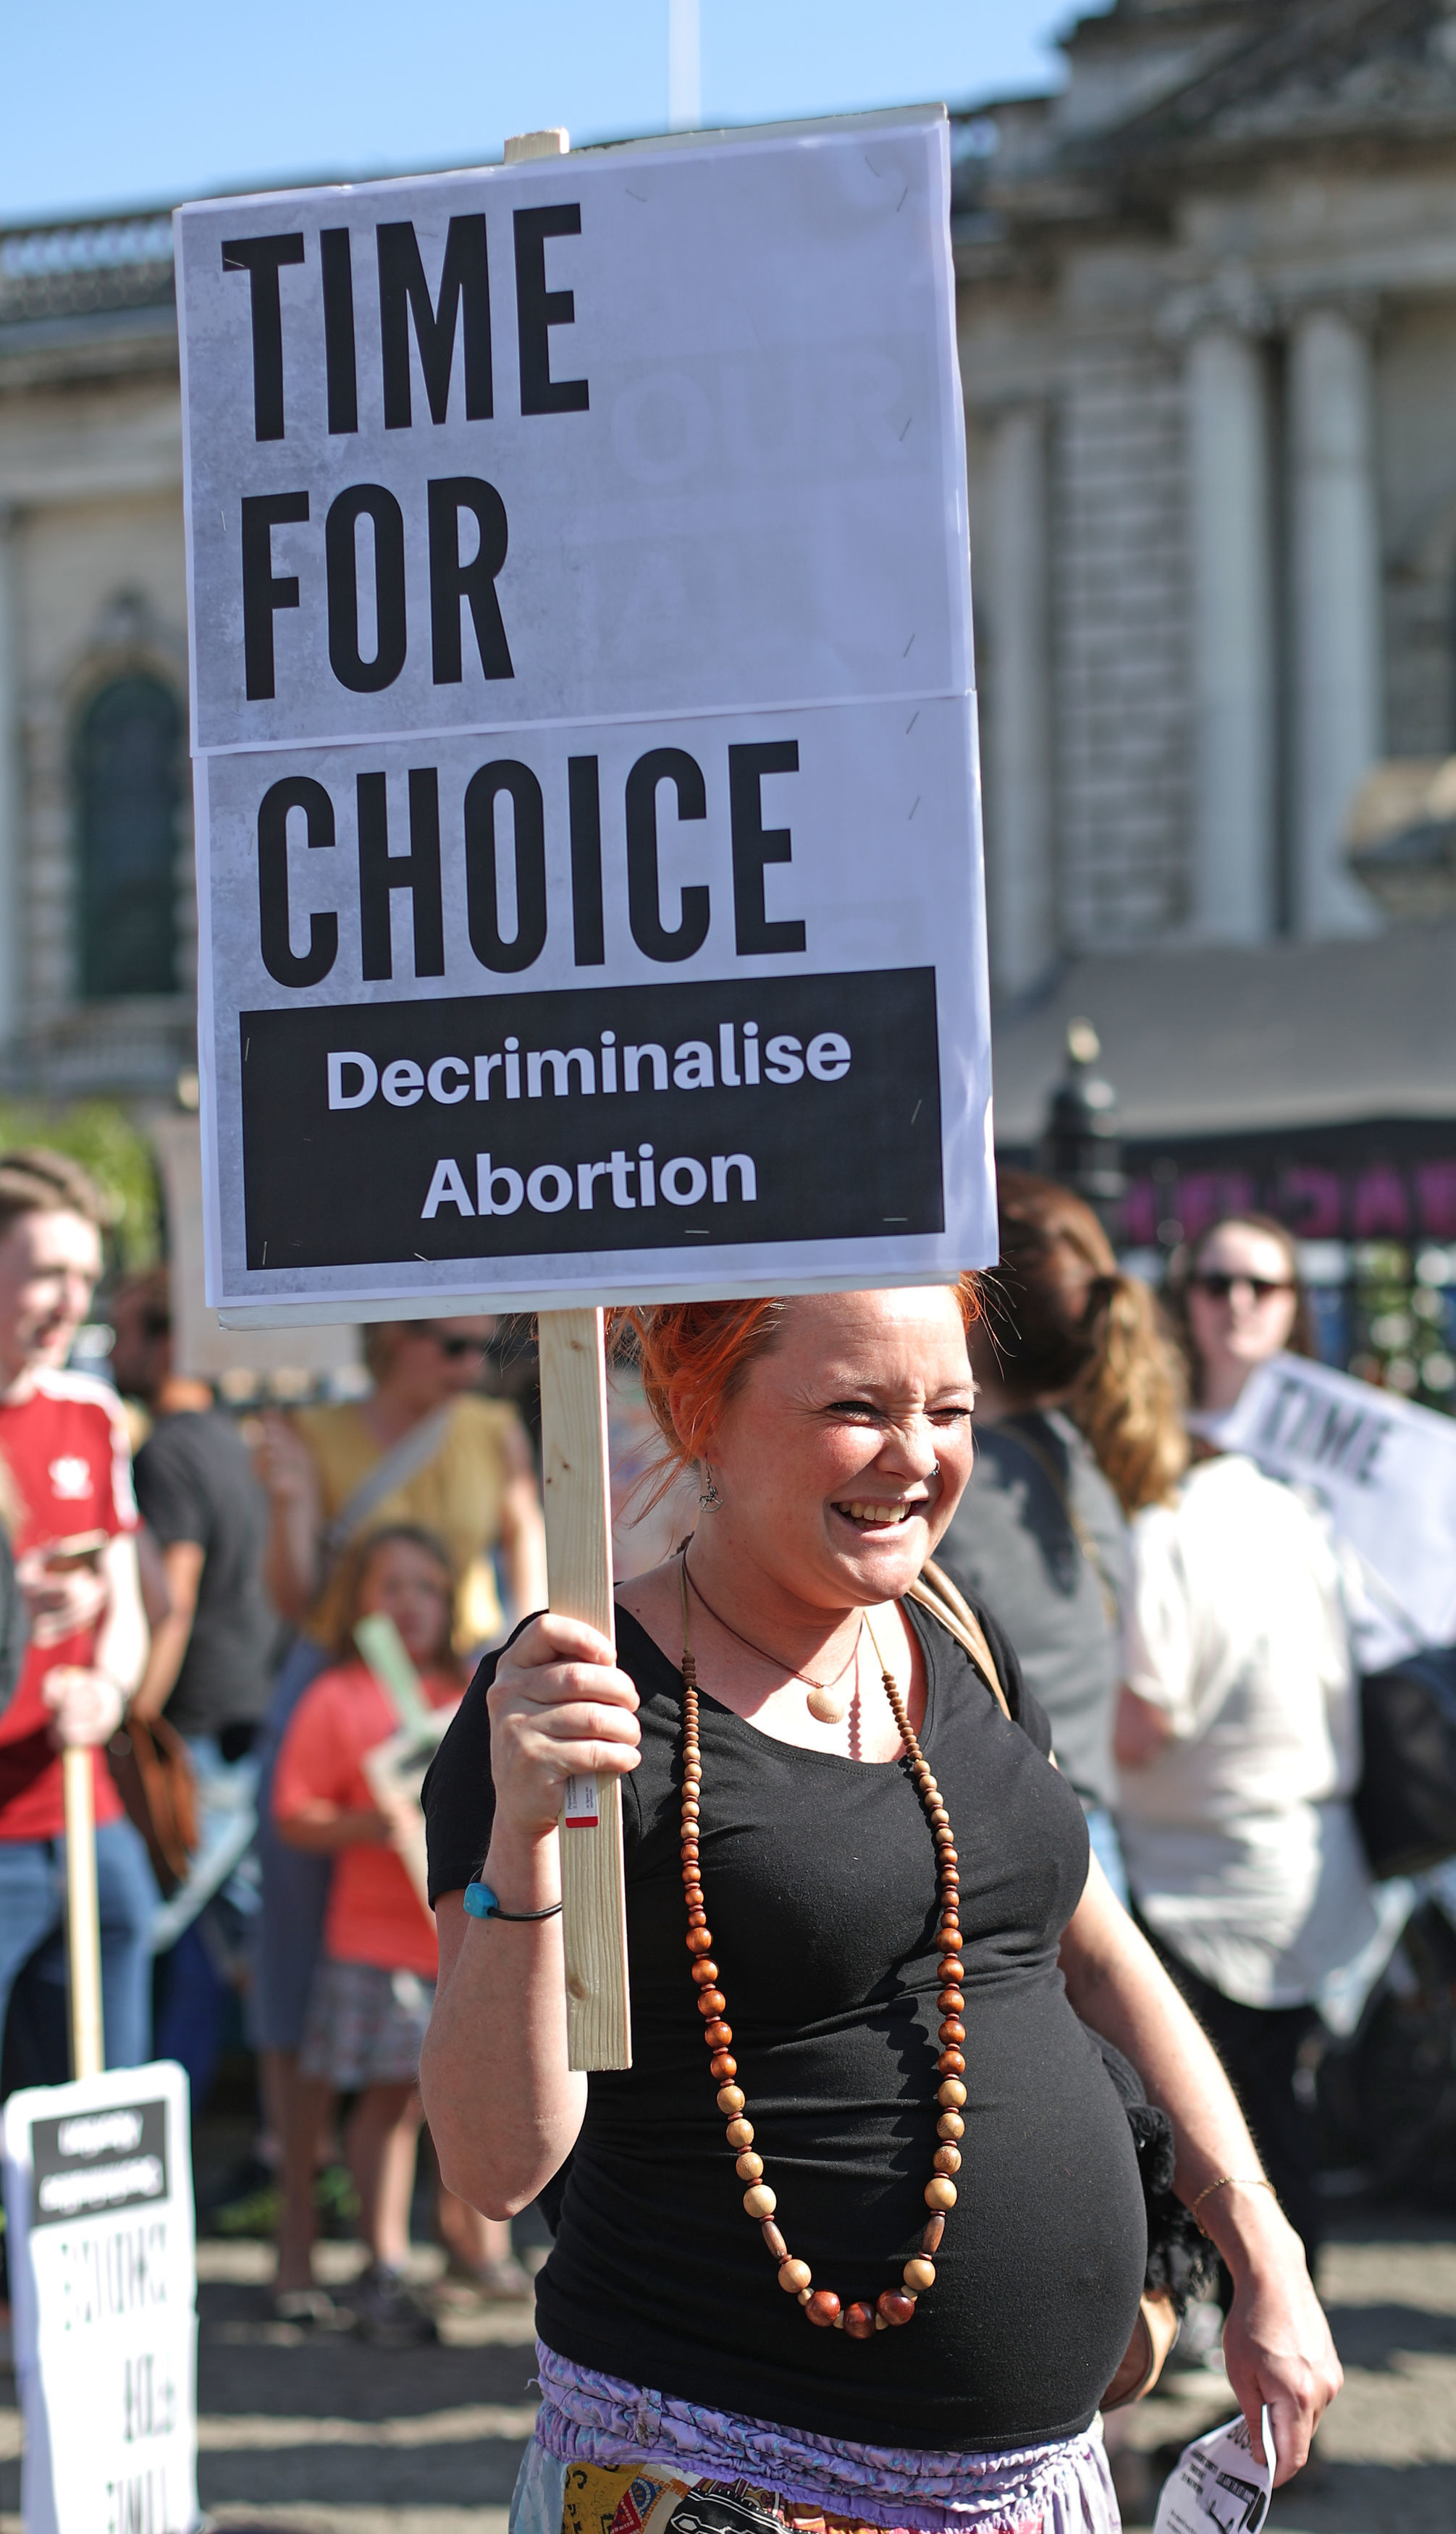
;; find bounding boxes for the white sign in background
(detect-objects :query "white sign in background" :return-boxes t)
[1,2062,198,2534]
[1211,1352,1456,1654]
[177,109,993,1318]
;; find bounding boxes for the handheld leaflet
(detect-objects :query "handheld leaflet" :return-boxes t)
[1152,2410,1275,2534]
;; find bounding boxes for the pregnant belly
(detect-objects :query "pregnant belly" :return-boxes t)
[542,1987,1149,2451]
[914,1990,1150,2442]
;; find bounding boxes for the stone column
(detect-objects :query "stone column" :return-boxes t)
[1289,304,1382,937]
[982,403,1054,993]
[0,507,21,1059]
[1186,323,1276,939]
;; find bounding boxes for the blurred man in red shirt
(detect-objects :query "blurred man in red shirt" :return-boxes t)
[0,1150,153,2075]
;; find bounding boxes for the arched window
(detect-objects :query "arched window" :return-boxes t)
[74,672,182,998]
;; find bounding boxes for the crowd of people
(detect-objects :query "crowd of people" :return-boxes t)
[0,1144,549,2341]
[0,1132,1419,2499]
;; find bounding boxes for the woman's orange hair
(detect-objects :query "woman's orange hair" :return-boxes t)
[606,1279,979,1515]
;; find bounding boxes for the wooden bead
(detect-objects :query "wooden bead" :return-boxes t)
[704,2020,732,2047]
[686,1928,714,1954]
[928,1806,949,1830]
[743,2183,777,2219]
[938,2079,967,2108]
[710,2053,737,2080]
[922,2213,946,2252]
[938,2049,966,2076]
[779,2259,812,2294]
[843,2301,876,2340]
[938,1989,964,2014]
[717,2084,746,2114]
[937,2112,964,2140]
[698,1990,727,2018]
[687,1907,708,1927]
[875,2312,889,2330]
[925,2176,957,2211]
[691,1959,720,1985]
[762,2221,788,2260]
[903,2257,936,2293]
[939,2019,966,2046]
[736,2152,764,2181]
[683,1761,702,1782]
[725,2117,754,2148]
[936,1957,962,1982]
[798,2288,812,2304]
[941,1866,960,1886]
[805,2291,841,2328]
[933,2144,962,2175]
[878,2291,917,2327]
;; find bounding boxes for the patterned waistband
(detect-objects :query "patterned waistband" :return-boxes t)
[531,2344,1116,2534]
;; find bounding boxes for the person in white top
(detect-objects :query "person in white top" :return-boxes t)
[1116,1214,1378,2278]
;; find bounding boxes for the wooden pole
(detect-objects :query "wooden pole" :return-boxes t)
[537,1308,631,2071]
[499,122,630,2071]
[62,1740,105,2081]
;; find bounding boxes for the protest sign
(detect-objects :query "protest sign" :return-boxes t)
[177,109,991,2066]
[174,106,990,1321]
[1210,1353,1456,1653]
[1,2062,198,2534]
[355,1611,458,1912]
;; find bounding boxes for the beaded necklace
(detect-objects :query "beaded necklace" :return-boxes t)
[678,1554,967,2341]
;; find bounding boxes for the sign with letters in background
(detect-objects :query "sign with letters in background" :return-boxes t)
[176,106,991,1318]
[1,2063,198,2534]
[1210,1352,1456,1656]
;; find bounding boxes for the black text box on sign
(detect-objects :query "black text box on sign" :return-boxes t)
[240,968,943,1269]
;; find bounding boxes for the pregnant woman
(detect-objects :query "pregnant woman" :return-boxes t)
[422,1286,1337,2534]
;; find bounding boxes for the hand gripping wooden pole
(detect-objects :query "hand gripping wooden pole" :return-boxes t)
[62,1741,105,2080]
[538,1308,632,2071]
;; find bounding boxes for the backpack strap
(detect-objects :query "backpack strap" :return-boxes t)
[906,1559,1011,1720]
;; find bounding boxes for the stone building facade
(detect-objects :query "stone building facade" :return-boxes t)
[0,209,188,1097]
[959,0,1456,993]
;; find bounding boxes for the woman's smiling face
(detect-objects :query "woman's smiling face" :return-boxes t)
[689,1285,977,1616]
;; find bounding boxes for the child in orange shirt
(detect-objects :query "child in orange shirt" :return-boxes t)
[273,1523,461,2344]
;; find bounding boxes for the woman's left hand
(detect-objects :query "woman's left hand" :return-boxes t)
[1218,2200,1342,2483]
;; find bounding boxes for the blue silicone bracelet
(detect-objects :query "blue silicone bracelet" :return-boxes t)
[462,1880,562,1923]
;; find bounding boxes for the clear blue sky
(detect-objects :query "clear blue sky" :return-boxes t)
[0,2,1108,224]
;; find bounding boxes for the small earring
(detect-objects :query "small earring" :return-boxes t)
[698,1463,723,1512]
[932,1460,941,1478]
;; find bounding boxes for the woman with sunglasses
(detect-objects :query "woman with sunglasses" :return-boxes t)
[1116,1216,1379,2291]
[253,1318,549,2315]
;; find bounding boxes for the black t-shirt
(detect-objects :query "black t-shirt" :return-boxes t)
[133,1410,275,1738]
[935,1410,1129,1811]
[424,1596,1145,2452]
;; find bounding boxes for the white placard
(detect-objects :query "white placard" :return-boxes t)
[175,109,993,1320]
[1209,1352,1456,1651]
[1,2062,198,2534]
[1153,2409,1274,2534]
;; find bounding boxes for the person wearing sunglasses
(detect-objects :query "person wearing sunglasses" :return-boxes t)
[1115,1216,1377,2307]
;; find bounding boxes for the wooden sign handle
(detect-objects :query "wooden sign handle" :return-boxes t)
[62,1743,105,2081]
[537,1307,632,2071]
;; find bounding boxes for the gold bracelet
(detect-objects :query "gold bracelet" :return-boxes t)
[1190,2175,1277,2236]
